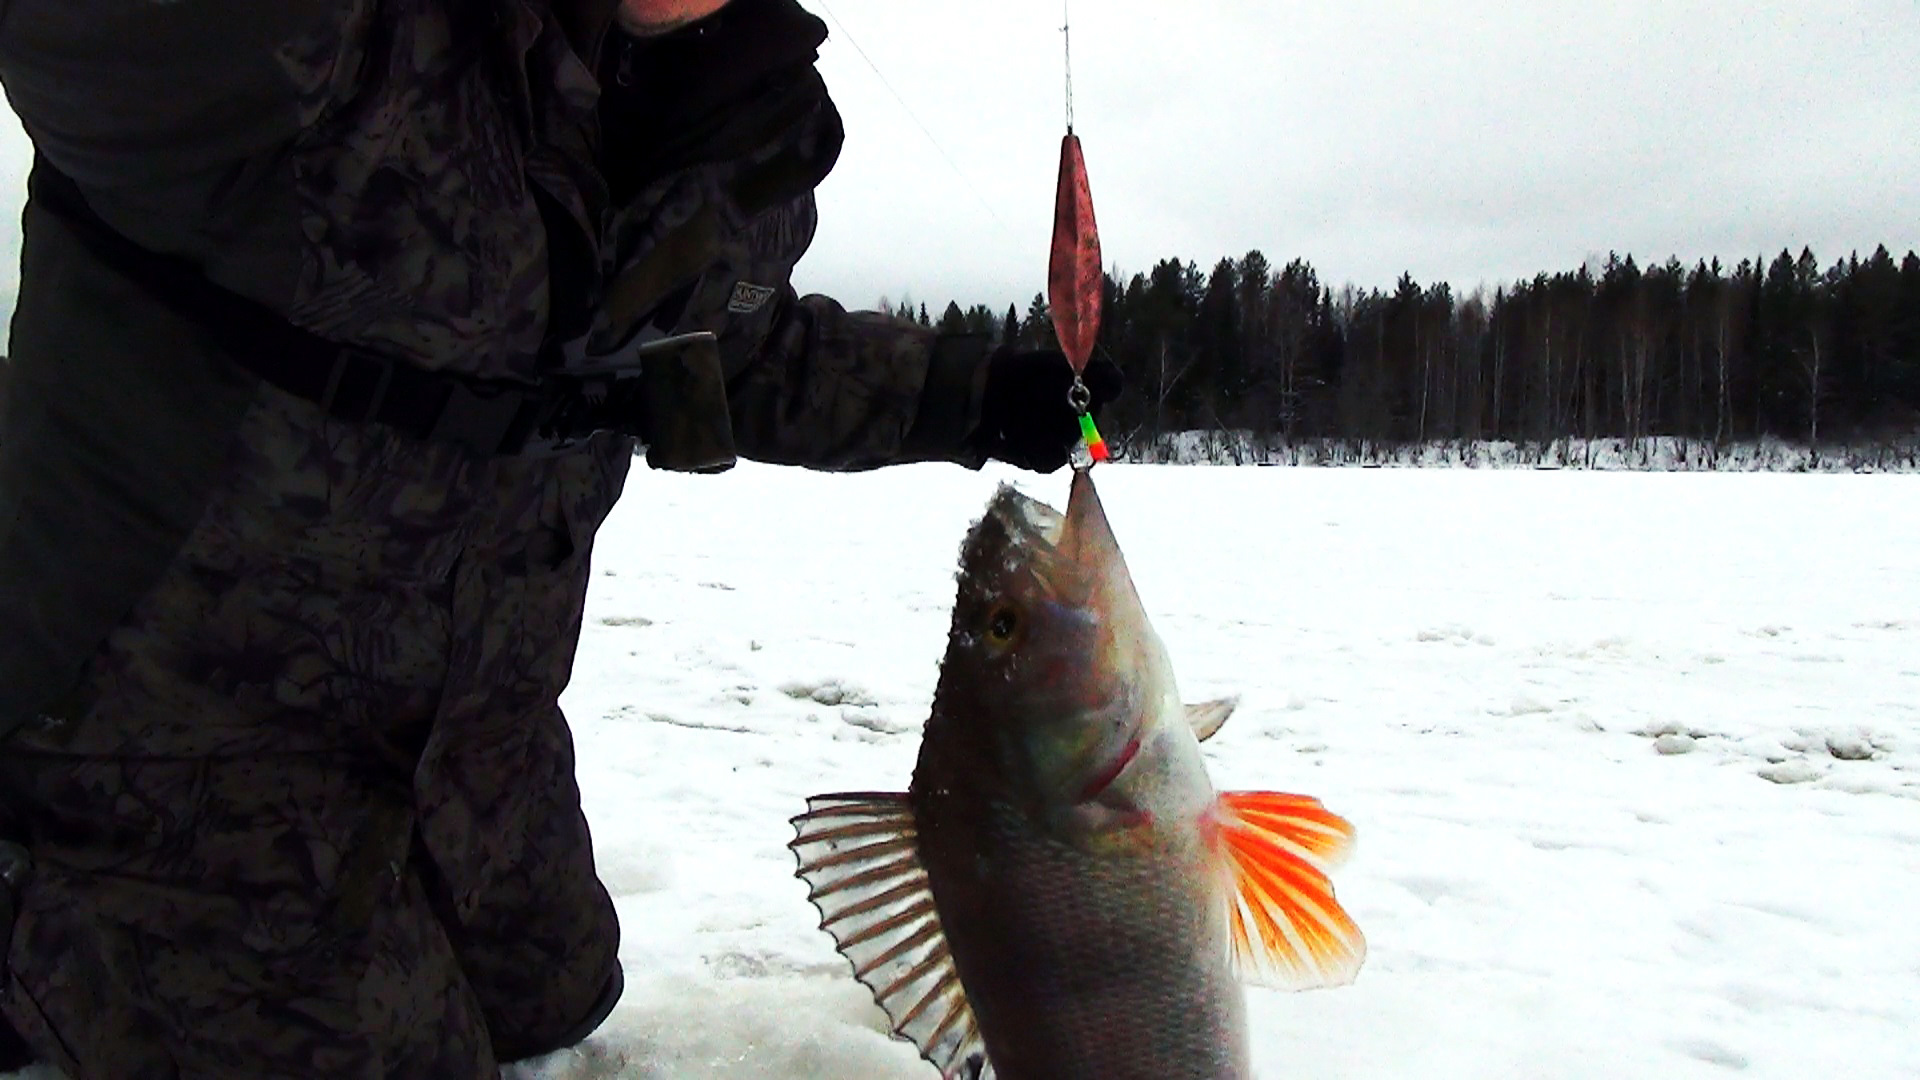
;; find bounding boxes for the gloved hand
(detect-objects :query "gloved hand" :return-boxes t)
[971,349,1123,473]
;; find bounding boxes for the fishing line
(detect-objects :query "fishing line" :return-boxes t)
[1062,0,1074,132]
[811,0,1016,239]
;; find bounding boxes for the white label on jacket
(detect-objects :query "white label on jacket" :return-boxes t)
[727,282,777,314]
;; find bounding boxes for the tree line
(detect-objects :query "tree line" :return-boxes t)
[889,244,1920,448]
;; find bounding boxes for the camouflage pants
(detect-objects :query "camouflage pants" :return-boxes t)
[0,390,632,1078]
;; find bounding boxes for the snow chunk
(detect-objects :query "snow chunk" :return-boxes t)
[1653,734,1698,756]
[780,679,878,708]
[1507,695,1554,716]
[1758,759,1825,785]
[838,709,912,736]
[1826,732,1878,761]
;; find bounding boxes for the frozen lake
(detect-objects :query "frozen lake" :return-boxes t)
[533,462,1920,1079]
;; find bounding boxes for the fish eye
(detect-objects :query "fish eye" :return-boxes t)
[985,606,1021,645]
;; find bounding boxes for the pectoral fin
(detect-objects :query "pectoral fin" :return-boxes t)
[1186,696,1240,741]
[1213,791,1367,990]
[790,794,987,1080]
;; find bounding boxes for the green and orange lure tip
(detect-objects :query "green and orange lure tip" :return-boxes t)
[1078,413,1110,463]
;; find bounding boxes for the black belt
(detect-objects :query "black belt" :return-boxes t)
[26,156,735,468]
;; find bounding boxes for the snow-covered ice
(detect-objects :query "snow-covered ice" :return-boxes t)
[535,463,1920,1078]
[14,464,1920,1078]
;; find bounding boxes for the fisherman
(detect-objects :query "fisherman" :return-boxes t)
[0,0,1118,1073]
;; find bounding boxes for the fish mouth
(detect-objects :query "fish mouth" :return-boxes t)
[983,485,1068,552]
[1075,729,1143,803]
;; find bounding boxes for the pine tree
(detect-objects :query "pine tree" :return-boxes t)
[1893,252,1920,411]
[1232,252,1274,432]
[1139,260,1203,432]
[1752,249,1812,435]
[1196,259,1241,424]
[1023,293,1058,350]
[937,301,968,335]
[1265,259,1318,438]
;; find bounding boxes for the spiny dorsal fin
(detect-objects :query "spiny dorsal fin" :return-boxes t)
[1186,697,1240,741]
[1214,791,1367,990]
[790,794,988,1079]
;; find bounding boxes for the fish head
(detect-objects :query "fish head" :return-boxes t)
[925,472,1195,838]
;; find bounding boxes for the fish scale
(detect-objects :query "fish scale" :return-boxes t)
[921,801,1247,1079]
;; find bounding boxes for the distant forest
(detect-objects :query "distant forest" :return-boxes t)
[889,245,1920,450]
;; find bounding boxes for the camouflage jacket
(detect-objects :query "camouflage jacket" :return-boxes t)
[0,0,989,727]
[0,0,988,470]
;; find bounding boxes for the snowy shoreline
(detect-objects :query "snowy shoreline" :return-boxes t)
[1118,432,1920,473]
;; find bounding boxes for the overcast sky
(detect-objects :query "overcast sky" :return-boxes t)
[797,0,1920,314]
[1,1,1914,329]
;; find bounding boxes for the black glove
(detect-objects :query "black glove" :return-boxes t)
[972,349,1123,473]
